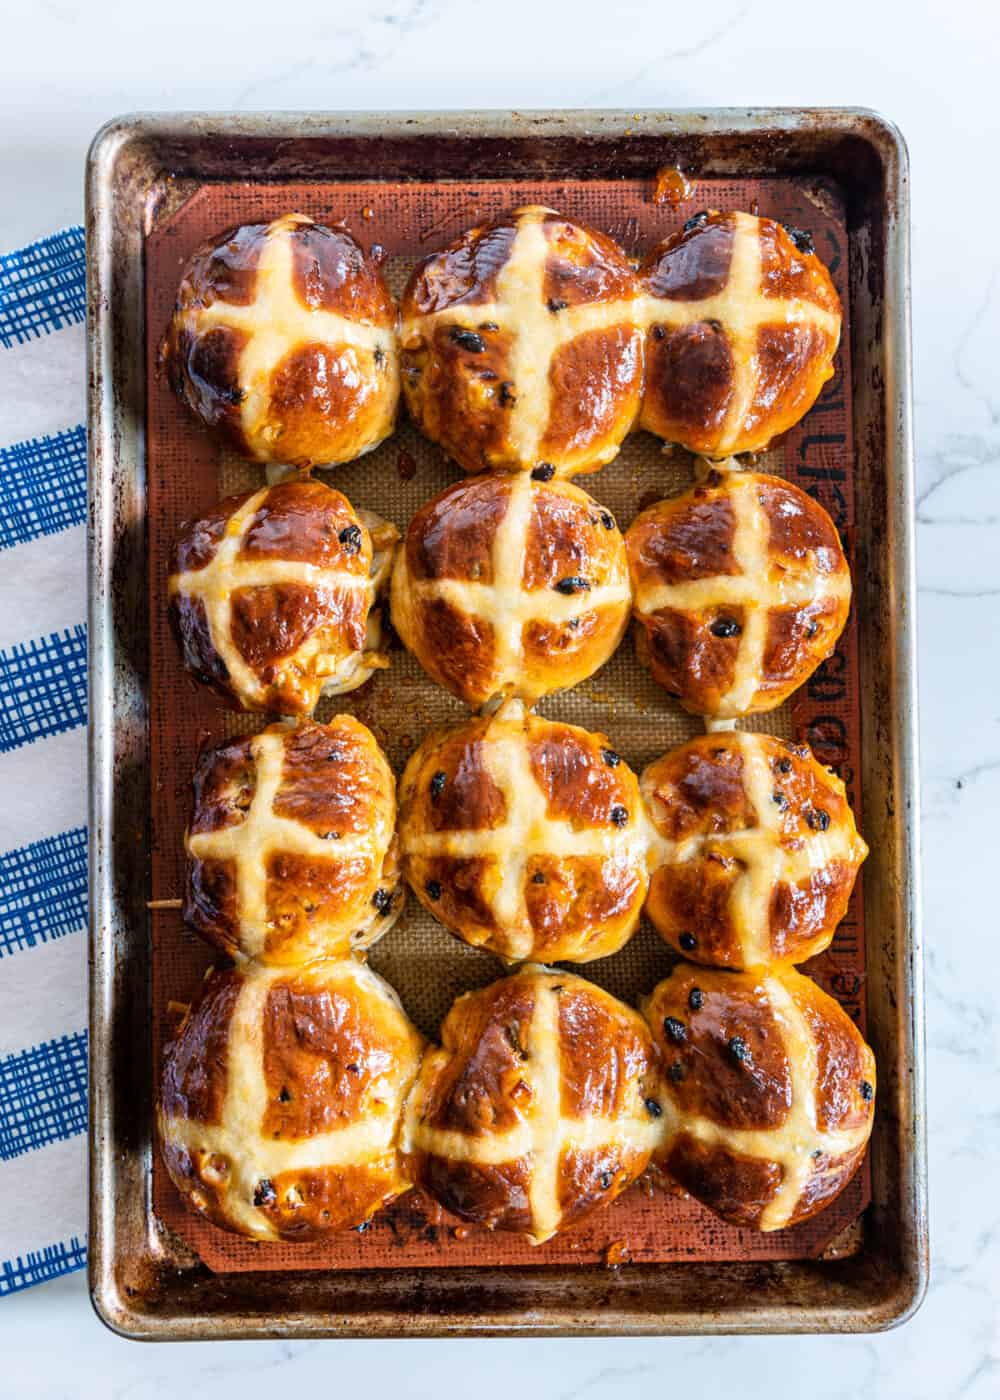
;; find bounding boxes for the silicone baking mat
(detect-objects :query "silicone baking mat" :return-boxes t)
[145,174,868,1273]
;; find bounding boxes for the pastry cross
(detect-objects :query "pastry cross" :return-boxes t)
[170,487,385,708]
[651,970,872,1232]
[186,728,387,959]
[196,214,393,449]
[407,472,631,696]
[633,470,851,716]
[643,209,841,454]
[403,972,662,1243]
[163,965,411,1240]
[643,730,861,967]
[402,701,651,962]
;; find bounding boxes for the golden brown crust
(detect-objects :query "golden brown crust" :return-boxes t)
[160,968,242,1124]
[271,720,383,836]
[758,218,840,313]
[158,960,424,1241]
[169,479,396,715]
[400,206,643,477]
[522,855,644,958]
[641,963,875,1231]
[264,342,386,469]
[174,494,249,573]
[662,1134,783,1228]
[645,323,735,444]
[539,327,641,460]
[161,213,399,467]
[556,980,653,1119]
[417,976,536,1136]
[403,473,510,583]
[541,217,641,306]
[628,487,739,584]
[639,211,841,457]
[404,221,517,314]
[398,700,648,964]
[391,472,630,709]
[228,581,356,676]
[641,731,867,969]
[403,967,662,1242]
[625,470,852,719]
[184,717,401,965]
[789,979,874,1136]
[287,220,396,322]
[651,970,793,1131]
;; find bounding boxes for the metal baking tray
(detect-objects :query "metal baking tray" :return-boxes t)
[87,109,925,1338]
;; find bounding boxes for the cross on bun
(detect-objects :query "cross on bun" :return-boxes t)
[625,469,851,718]
[184,717,402,966]
[390,471,631,708]
[398,699,649,964]
[402,966,663,1243]
[169,479,397,715]
[161,213,399,468]
[641,962,875,1231]
[158,958,424,1240]
[639,210,841,458]
[400,205,644,477]
[641,731,866,969]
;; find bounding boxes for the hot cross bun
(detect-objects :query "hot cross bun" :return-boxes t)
[168,479,397,715]
[390,471,631,708]
[398,700,650,964]
[639,210,841,458]
[641,731,867,969]
[158,958,424,1240]
[400,205,644,477]
[161,213,399,468]
[184,717,401,966]
[625,469,851,718]
[642,962,875,1231]
[402,966,664,1243]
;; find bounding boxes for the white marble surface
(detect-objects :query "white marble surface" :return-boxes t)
[2,0,998,1394]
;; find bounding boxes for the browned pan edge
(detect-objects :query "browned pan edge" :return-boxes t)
[86,109,925,1339]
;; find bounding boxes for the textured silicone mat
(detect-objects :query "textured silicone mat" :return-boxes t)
[146,174,868,1274]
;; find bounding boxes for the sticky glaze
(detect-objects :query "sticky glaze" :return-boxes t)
[159,960,423,1240]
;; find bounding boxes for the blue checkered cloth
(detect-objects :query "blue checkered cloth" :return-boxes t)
[0,227,89,1295]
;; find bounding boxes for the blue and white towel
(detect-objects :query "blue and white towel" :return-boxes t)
[0,228,89,1294]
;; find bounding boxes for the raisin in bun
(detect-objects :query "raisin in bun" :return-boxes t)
[639,210,841,458]
[400,205,643,477]
[390,471,630,708]
[169,479,397,715]
[402,966,664,1243]
[642,963,875,1231]
[398,699,649,964]
[161,213,399,468]
[184,717,401,966]
[641,731,867,969]
[625,469,851,719]
[159,959,424,1240]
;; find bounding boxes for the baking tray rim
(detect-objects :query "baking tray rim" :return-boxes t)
[86,107,926,1340]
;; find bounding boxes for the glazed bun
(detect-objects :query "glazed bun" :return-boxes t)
[159,959,424,1240]
[184,718,401,966]
[641,731,867,969]
[400,205,643,477]
[639,211,841,458]
[625,469,851,718]
[390,471,630,708]
[402,966,663,1243]
[398,700,649,964]
[169,479,397,715]
[161,213,399,467]
[642,962,875,1231]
